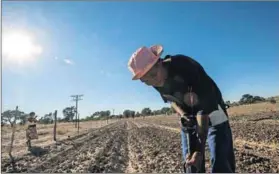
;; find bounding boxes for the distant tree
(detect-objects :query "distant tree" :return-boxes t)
[2,110,14,126]
[232,102,240,106]
[225,101,231,109]
[18,113,29,125]
[136,112,141,117]
[39,113,53,124]
[92,111,100,117]
[269,98,277,104]
[119,114,123,119]
[123,110,130,118]
[63,106,76,122]
[239,94,254,104]
[239,94,267,104]
[232,102,239,107]
[225,100,231,105]
[104,110,111,117]
[57,117,63,122]
[94,110,111,118]
[123,110,135,118]
[141,108,152,116]
[153,110,161,115]
[130,111,135,119]
[253,96,265,103]
[2,109,24,127]
[82,116,92,121]
[161,107,171,115]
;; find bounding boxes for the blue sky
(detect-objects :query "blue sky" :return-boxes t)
[2,2,279,118]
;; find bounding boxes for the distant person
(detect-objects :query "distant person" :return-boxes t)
[26,112,38,149]
[127,45,235,173]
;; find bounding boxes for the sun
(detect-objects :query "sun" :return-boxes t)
[3,30,43,65]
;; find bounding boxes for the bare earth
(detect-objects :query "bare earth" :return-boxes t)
[1,102,279,173]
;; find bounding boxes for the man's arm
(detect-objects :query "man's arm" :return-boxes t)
[196,113,209,155]
[170,94,210,156]
[173,100,210,155]
[196,90,219,155]
[171,102,185,116]
[173,100,208,171]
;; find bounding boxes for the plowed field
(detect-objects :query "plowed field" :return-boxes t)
[2,111,279,173]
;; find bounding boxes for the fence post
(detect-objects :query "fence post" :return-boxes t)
[9,106,18,171]
[53,110,57,141]
[78,113,80,134]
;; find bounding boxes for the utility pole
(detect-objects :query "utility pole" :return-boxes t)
[70,94,83,128]
[111,109,114,122]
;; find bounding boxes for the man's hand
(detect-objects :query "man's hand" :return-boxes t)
[185,151,203,171]
[171,102,190,128]
[180,115,196,128]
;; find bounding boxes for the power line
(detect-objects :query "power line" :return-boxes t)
[70,94,83,128]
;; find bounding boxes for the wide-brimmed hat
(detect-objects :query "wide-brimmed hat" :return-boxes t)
[128,45,163,80]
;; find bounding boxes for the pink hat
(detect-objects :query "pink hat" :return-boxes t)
[128,45,164,80]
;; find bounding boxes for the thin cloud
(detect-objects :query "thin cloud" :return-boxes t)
[54,56,58,60]
[100,70,112,77]
[63,58,74,65]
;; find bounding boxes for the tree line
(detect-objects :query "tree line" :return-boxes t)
[2,94,277,126]
[225,94,277,107]
[1,106,175,126]
[80,107,175,122]
[1,110,59,126]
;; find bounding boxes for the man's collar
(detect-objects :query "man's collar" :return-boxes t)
[162,55,172,63]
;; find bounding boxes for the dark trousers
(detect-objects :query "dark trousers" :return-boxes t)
[181,121,236,173]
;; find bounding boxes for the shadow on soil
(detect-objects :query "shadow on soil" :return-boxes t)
[28,146,49,157]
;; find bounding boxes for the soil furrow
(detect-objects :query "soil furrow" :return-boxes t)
[137,119,279,173]
[87,122,129,173]
[129,120,183,173]
[2,111,278,173]
[125,121,138,173]
[29,123,121,173]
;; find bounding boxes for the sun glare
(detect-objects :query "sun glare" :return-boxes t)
[3,30,43,65]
